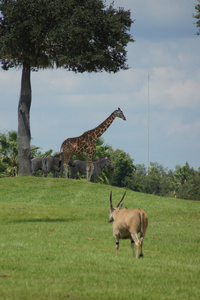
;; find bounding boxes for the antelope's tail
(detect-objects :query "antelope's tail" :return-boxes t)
[140,212,145,239]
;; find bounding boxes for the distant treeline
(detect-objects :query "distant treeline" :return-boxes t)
[107,148,200,201]
[1,131,199,201]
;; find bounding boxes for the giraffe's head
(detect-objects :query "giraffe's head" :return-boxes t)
[115,108,126,120]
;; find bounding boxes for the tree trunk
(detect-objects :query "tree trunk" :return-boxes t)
[17,63,32,176]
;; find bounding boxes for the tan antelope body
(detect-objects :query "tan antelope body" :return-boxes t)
[108,192,148,258]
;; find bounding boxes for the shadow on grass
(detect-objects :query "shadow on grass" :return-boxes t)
[9,218,77,223]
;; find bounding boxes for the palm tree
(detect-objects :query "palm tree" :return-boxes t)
[92,137,110,160]
[93,138,113,184]
[0,131,18,176]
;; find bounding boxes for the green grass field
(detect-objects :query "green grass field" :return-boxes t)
[0,177,199,300]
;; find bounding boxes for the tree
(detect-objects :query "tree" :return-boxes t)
[142,168,161,195]
[0,131,18,176]
[174,162,192,185]
[131,164,146,192]
[0,130,54,176]
[194,0,200,35]
[110,150,135,188]
[92,137,110,160]
[93,138,113,184]
[0,0,134,175]
[174,162,200,200]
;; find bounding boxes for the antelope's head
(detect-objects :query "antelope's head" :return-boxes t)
[108,191,126,223]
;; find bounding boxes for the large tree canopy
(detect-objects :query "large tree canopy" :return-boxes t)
[194,0,200,35]
[0,0,134,71]
[0,0,134,175]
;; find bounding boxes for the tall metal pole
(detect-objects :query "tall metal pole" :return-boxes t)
[147,74,150,175]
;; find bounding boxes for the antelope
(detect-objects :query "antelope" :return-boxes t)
[108,192,148,258]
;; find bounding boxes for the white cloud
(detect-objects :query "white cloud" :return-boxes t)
[167,80,200,108]
[147,66,200,109]
[165,116,200,140]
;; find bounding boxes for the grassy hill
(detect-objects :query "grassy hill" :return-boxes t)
[0,177,199,300]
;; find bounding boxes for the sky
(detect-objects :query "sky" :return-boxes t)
[0,0,200,171]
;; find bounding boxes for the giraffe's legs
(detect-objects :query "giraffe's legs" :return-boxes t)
[89,162,94,181]
[63,153,71,178]
[64,162,68,178]
[86,156,94,182]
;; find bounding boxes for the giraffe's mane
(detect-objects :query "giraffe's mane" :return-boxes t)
[82,111,116,136]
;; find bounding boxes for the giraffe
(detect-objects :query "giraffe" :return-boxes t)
[60,107,126,181]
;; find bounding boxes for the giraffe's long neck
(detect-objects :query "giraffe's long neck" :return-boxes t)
[93,112,116,139]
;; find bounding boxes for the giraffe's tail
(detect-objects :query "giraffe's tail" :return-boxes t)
[59,144,64,167]
[60,141,64,154]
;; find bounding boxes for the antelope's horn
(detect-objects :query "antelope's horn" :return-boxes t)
[110,191,113,209]
[116,192,126,208]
